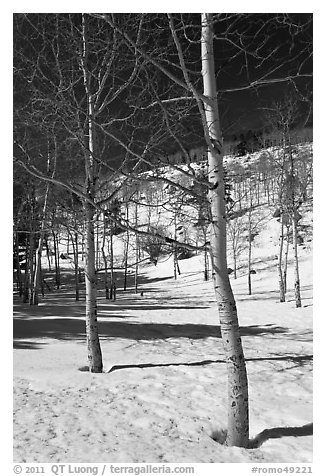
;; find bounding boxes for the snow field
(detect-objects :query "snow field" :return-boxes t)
[14,247,312,463]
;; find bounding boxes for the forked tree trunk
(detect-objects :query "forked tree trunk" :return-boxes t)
[201,13,249,448]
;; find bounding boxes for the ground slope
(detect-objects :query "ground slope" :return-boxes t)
[13,245,312,463]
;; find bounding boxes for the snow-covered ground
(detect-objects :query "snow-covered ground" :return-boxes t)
[13,241,313,463]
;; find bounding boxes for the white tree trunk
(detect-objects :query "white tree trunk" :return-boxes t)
[82,14,103,372]
[278,214,286,302]
[134,200,139,293]
[85,202,103,372]
[32,182,51,305]
[292,216,302,308]
[201,13,249,447]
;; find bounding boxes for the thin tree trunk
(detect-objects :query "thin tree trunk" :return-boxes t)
[40,265,45,297]
[14,232,23,296]
[96,214,101,270]
[173,211,178,280]
[248,246,252,295]
[81,223,85,262]
[247,194,253,296]
[32,181,51,305]
[134,200,139,293]
[283,225,290,294]
[109,220,115,299]
[23,234,30,303]
[288,141,302,309]
[292,216,302,308]
[204,247,209,281]
[278,214,286,302]
[124,203,130,291]
[101,213,110,299]
[28,233,35,305]
[201,13,249,448]
[28,198,36,305]
[202,226,209,280]
[52,230,61,289]
[69,229,80,301]
[233,250,237,280]
[45,236,52,271]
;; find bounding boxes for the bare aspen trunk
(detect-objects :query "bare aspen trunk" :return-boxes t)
[201,13,249,448]
[247,216,252,296]
[83,101,103,371]
[28,209,35,305]
[283,225,290,294]
[82,14,103,372]
[123,203,130,291]
[204,237,209,281]
[52,230,61,289]
[292,216,302,308]
[134,200,139,293]
[109,220,115,299]
[14,232,23,296]
[23,234,30,303]
[69,229,80,301]
[278,215,286,302]
[85,202,103,372]
[233,250,237,280]
[101,213,110,300]
[81,224,85,261]
[31,235,43,305]
[173,211,179,280]
[32,181,51,305]
[288,143,302,309]
[96,215,100,270]
[247,185,254,296]
[45,236,52,271]
[74,233,80,301]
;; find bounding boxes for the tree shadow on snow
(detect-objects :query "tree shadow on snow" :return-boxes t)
[235,284,312,302]
[13,317,290,344]
[106,353,312,373]
[13,340,45,350]
[248,422,313,448]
